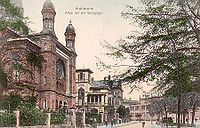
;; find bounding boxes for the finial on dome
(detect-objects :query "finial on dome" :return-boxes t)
[65,19,75,33]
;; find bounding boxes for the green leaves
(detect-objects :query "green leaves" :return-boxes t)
[19,102,47,126]
[0,112,16,127]
[116,105,129,119]
[27,52,44,69]
[0,0,23,18]
[149,5,166,13]
[0,0,29,35]
[0,93,22,111]
[50,109,65,125]
[0,64,8,88]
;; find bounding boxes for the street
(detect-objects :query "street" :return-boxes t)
[116,121,151,128]
[98,121,151,128]
[98,121,200,128]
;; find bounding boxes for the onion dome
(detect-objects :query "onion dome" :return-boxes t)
[66,20,75,33]
[43,0,55,10]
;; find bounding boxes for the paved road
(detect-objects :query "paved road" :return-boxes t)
[117,121,200,128]
[98,121,200,128]
[116,121,151,128]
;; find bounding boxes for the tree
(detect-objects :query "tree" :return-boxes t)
[0,0,29,35]
[116,105,129,120]
[0,0,31,95]
[100,1,200,128]
[185,92,200,125]
[148,97,175,127]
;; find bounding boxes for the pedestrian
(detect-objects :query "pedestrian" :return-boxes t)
[142,121,145,128]
[111,119,113,127]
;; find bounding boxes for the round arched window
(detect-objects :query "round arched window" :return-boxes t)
[56,59,65,78]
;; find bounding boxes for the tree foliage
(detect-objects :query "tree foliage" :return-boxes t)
[50,108,66,125]
[0,93,22,111]
[27,51,44,70]
[116,105,129,119]
[0,0,31,91]
[19,102,47,126]
[100,0,200,127]
[148,97,175,116]
[0,0,29,35]
[0,112,16,127]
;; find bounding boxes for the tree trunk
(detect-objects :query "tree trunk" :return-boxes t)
[164,105,168,128]
[183,111,186,124]
[176,55,183,128]
[191,104,196,125]
[177,80,182,128]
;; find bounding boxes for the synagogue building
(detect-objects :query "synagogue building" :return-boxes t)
[0,0,77,110]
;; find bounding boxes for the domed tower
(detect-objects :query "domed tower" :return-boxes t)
[64,20,76,51]
[41,0,57,38]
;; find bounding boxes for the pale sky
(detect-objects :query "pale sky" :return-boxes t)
[22,0,148,99]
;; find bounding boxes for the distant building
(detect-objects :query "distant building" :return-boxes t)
[76,69,93,107]
[123,98,138,108]
[75,70,123,123]
[129,96,159,121]
[0,0,77,110]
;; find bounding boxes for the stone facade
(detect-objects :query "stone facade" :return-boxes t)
[0,0,76,110]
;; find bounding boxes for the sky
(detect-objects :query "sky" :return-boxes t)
[22,0,150,100]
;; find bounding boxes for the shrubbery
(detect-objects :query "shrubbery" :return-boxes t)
[51,108,65,124]
[0,112,16,127]
[0,93,22,111]
[0,94,47,126]
[0,94,71,126]
[162,117,173,124]
[18,102,47,126]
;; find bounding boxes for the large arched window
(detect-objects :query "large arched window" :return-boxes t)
[78,88,85,106]
[56,59,65,79]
